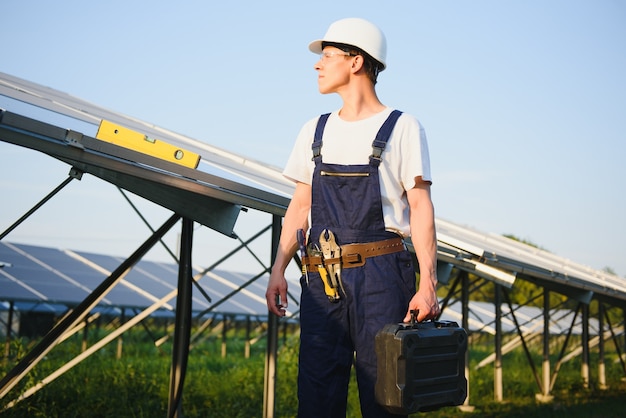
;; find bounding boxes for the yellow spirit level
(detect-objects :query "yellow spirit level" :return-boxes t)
[95,120,200,169]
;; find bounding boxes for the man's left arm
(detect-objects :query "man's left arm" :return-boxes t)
[403,178,440,322]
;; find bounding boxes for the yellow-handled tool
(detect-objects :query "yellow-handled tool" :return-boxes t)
[320,229,344,298]
[307,242,340,303]
[317,264,340,302]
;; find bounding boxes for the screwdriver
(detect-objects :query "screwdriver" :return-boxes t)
[297,229,309,283]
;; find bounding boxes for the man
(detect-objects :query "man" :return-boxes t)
[265,17,440,417]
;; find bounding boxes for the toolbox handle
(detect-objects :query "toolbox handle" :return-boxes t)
[409,309,419,325]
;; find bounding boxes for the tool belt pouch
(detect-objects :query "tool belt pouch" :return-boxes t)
[374,318,468,414]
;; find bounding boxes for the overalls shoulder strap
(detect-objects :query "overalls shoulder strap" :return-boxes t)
[311,110,403,164]
[312,113,331,163]
[370,109,403,166]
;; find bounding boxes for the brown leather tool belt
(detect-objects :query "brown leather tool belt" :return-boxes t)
[303,236,405,270]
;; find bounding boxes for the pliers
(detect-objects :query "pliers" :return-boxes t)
[319,229,344,298]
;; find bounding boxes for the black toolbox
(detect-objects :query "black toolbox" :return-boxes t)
[374,314,468,414]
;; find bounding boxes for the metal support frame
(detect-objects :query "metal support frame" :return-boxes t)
[0,214,181,401]
[167,217,194,418]
[263,214,281,418]
[0,105,287,415]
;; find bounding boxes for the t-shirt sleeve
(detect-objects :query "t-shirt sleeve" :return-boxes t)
[398,114,432,189]
[282,118,317,185]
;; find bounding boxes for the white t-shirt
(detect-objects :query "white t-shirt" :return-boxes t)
[283,107,432,237]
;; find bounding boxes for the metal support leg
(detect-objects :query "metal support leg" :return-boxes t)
[4,301,14,359]
[536,287,553,402]
[598,303,607,390]
[117,310,125,360]
[458,271,474,412]
[167,217,194,418]
[221,316,228,358]
[581,303,590,389]
[245,316,252,359]
[81,319,89,353]
[263,214,281,418]
[494,283,503,402]
[550,303,581,392]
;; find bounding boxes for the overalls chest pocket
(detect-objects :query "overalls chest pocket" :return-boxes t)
[313,162,382,231]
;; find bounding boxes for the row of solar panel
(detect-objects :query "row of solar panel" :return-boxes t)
[0,241,275,316]
[2,240,606,337]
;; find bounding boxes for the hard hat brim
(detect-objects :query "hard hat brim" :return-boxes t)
[308,40,324,54]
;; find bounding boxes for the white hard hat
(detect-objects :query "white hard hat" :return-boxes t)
[309,18,387,70]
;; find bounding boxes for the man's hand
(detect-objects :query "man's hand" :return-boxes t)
[403,286,440,323]
[266,270,288,317]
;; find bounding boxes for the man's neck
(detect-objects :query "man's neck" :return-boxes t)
[337,84,385,121]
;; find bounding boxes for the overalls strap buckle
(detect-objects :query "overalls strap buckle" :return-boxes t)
[368,109,403,165]
[312,113,331,161]
[370,139,386,163]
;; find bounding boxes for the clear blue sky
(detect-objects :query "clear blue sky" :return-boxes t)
[1,1,625,276]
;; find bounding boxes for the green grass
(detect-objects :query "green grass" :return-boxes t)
[1,330,625,417]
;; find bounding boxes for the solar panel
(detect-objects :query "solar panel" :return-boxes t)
[0,242,92,304]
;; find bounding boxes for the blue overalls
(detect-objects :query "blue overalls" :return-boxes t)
[298,110,416,418]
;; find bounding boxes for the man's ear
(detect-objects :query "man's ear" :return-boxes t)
[351,55,365,73]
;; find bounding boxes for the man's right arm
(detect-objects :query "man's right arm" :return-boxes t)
[265,181,312,317]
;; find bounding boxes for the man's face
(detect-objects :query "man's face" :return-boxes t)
[314,46,354,94]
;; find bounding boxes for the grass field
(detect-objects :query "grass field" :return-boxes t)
[1,329,625,417]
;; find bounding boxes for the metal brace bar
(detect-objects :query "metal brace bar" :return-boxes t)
[503,287,544,394]
[0,167,83,241]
